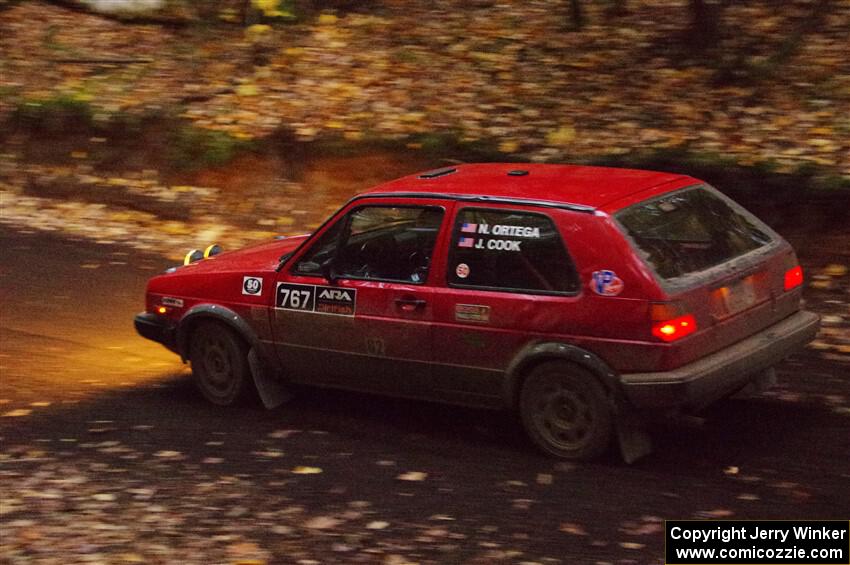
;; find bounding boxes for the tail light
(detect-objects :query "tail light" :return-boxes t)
[784,265,803,291]
[652,314,697,342]
[650,302,697,342]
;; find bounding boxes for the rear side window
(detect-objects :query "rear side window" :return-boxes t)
[448,208,579,294]
[616,185,774,281]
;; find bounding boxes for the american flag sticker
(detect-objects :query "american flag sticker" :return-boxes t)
[458,237,475,248]
[461,222,477,233]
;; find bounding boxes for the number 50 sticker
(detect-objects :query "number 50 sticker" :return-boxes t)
[242,276,263,296]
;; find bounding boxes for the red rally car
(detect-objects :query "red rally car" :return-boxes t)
[134,163,820,461]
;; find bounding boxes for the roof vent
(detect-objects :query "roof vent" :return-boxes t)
[507,169,529,176]
[418,167,457,179]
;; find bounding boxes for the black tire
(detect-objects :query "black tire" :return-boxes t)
[189,321,252,406]
[519,361,613,460]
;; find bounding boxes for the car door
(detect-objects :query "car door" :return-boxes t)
[430,205,583,406]
[271,198,450,397]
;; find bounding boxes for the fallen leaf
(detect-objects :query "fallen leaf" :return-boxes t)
[621,521,663,535]
[127,488,154,499]
[546,125,577,146]
[253,450,284,458]
[397,471,427,481]
[560,522,588,536]
[303,515,341,529]
[498,140,519,153]
[292,466,322,474]
[696,509,734,518]
[512,498,534,510]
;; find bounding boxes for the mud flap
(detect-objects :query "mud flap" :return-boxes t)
[616,411,653,464]
[248,348,292,409]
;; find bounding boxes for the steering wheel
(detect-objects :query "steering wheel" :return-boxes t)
[407,251,430,281]
[352,240,380,277]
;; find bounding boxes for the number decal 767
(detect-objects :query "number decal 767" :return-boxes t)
[276,283,315,311]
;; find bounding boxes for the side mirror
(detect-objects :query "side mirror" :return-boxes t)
[320,258,337,284]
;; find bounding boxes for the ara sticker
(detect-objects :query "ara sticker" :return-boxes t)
[315,287,356,316]
[455,263,470,279]
[590,270,624,296]
[243,276,263,296]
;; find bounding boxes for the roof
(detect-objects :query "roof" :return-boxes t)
[362,163,692,211]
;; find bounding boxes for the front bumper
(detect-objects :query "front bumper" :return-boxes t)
[620,310,820,410]
[134,312,178,353]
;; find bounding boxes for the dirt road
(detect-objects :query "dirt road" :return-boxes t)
[1,225,848,564]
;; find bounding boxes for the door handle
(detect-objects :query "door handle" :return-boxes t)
[395,297,427,311]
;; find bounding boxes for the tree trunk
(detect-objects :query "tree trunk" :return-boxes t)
[568,0,585,30]
[688,0,721,49]
[607,0,627,16]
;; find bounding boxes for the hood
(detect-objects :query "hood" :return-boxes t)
[176,235,310,274]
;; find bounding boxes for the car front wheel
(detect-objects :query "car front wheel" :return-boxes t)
[189,321,252,406]
[519,361,613,460]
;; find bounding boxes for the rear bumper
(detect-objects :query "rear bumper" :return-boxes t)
[134,312,178,353]
[620,310,820,410]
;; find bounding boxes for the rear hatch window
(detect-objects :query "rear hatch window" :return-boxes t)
[616,185,777,287]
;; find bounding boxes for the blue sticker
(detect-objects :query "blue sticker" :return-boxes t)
[591,270,624,296]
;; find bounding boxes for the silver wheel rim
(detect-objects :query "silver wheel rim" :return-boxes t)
[198,335,236,398]
[530,379,595,451]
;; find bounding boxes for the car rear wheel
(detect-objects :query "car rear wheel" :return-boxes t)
[189,321,252,406]
[519,361,613,460]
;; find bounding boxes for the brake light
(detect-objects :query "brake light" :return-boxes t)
[652,314,697,342]
[784,265,803,291]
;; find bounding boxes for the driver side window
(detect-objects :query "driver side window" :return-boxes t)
[295,205,444,284]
